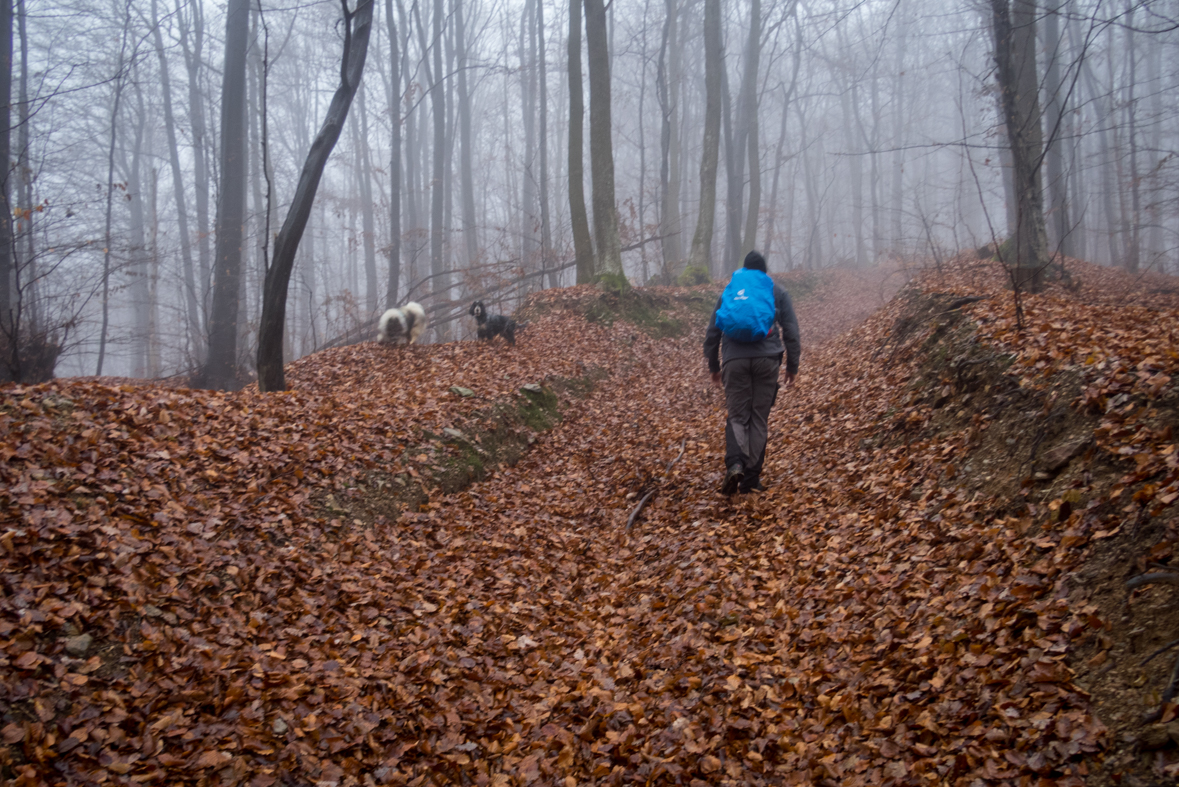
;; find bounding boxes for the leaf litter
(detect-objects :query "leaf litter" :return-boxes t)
[2,260,1178,785]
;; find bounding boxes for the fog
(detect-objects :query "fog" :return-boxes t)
[2,0,1175,381]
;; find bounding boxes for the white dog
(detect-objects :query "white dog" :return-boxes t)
[377,302,427,344]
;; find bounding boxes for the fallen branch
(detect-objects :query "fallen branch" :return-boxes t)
[625,491,656,532]
[625,438,687,533]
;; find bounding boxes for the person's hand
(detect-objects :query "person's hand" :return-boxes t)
[782,371,796,388]
[710,371,723,388]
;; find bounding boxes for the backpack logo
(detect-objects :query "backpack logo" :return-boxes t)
[715,270,775,343]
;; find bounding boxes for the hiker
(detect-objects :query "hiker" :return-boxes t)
[703,250,801,495]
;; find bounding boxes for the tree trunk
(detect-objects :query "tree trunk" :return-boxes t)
[890,17,906,253]
[521,0,537,272]
[15,0,33,331]
[1122,1,1140,274]
[430,0,448,335]
[201,0,250,389]
[122,84,150,378]
[178,0,211,348]
[257,0,374,392]
[386,0,402,306]
[568,0,594,283]
[455,0,477,274]
[688,0,722,277]
[537,0,553,288]
[151,0,201,352]
[657,0,682,280]
[0,0,12,344]
[728,0,761,266]
[357,84,379,311]
[584,0,622,278]
[148,168,160,378]
[991,0,1049,289]
[742,75,761,258]
[96,0,132,377]
[1042,0,1072,258]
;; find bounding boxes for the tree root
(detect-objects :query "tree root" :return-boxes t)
[1127,572,1179,722]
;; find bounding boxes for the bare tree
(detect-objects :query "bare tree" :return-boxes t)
[568,0,594,283]
[584,0,622,278]
[991,0,1049,289]
[96,0,134,377]
[455,0,477,274]
[199,0,250,389]
[257,0,375,391]
[657,0,683,280]
[150,0,202,356]
[688,0,722,277]
[386,0,403,307]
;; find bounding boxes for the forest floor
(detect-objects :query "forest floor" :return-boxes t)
[2,257,1179,787]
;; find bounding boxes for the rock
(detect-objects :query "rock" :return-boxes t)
[1038,438,1090,474]
[64,633,92,657]
[443,428,465,440]
[449,386,475,397]
[521,383,543,393]
[272,717,289,735]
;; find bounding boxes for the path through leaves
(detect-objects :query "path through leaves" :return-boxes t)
[3,261,1178,785]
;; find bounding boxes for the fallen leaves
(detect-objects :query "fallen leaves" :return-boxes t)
[2,263,1172,784]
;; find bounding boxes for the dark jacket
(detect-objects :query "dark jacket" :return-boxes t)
[703,282,801,376]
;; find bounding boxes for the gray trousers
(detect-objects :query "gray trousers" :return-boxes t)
[722,356,781,482]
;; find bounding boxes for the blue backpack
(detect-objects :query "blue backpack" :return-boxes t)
[715,268,776,342]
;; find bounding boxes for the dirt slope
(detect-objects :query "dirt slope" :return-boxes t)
[2,261,1177,786]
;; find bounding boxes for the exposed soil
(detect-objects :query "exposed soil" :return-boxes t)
[873,282,1179,785]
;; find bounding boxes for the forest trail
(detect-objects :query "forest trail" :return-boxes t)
[4,260,1179,785]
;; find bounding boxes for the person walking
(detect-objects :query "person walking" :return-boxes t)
[703,250,801,494]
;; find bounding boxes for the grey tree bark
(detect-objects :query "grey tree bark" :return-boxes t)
[356,84,379,312]
[1042,0,1072,258]
[0,0,13,348]
[177,0,211,331]
[120,83,150,378]
[257,0,374,391]
[151,0,202,356]
[656,0,683,280]
[537,0,554,288]
[584,0,622,278]
[991,0,1050,288]
[688,0,722,277]
[1121,1,1140,274]
[521,0,537,270]
[455,0,477,274]
[386,0,403,306]
[200,0,250,389]
[429,0,448,333]
[96,0,132,377]
[568,0,594,283]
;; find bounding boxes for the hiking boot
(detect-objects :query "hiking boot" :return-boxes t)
[740,479,765,493]
[721,463,744,495]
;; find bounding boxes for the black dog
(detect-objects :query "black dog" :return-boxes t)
[469,301,519,345]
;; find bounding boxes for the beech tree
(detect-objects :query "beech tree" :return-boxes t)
[991,0,1049,290]
[199,0,250,389]
[688,0,722,277]
[584,0,622,278]
[257,0,375,392]
[568,0,594,283]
